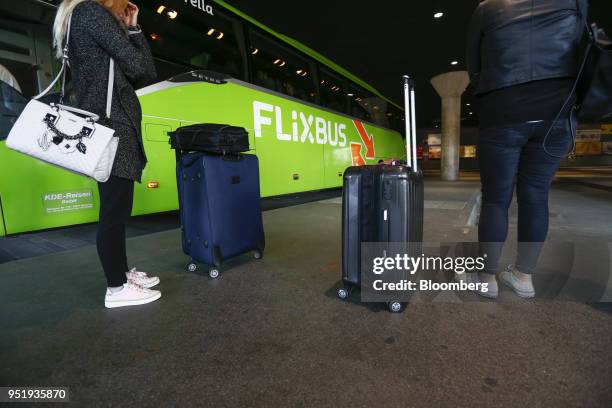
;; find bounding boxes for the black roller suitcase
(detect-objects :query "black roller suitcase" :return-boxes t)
[338,75,424,313]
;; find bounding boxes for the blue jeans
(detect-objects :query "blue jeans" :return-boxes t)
[478,117,575,274]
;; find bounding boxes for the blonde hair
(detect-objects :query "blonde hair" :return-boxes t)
[53,0,89,59]
[52,0,126,59]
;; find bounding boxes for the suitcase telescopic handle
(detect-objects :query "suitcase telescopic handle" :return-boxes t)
[403,75,418,172]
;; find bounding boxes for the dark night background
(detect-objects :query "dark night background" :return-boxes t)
[224,0,612,127]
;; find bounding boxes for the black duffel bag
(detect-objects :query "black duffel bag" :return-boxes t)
[169,124,249,154]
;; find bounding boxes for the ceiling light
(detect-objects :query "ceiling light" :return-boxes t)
[347,93,354,97]
[466,103,471,106]
[216,32,224,40]
[434,12,444,19]
[451,60,459,66]
[320,80,326,85]
[274,59,286,67]
[469,111,473,115]
[157,5,166,14]
[167,10,178,19]
[207,28,215,36]
[150,33,160,40]
[251,47,259,55]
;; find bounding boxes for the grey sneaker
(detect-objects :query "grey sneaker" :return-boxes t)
[498,265,536,298]
[455,272,498,299]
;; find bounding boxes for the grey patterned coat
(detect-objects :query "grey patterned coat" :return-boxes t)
[69,1,156,182]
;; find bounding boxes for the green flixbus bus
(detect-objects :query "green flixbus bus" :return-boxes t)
[0,0,406,236]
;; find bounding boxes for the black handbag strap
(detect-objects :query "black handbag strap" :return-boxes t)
[540,0,593,158]
[575,0,595,40]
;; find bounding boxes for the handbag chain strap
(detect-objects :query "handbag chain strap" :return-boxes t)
[44,116,90,141]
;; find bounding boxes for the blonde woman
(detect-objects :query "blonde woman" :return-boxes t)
[53,0,160,308]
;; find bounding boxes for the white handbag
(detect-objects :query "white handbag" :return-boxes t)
[5,14,119,183]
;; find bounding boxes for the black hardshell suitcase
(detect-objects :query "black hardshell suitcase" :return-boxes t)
[169,124,249,154]
[338,76,424,313]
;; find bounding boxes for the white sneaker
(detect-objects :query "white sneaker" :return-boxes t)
[455,272,498,299]
[499,265,536,298]
[104,282,162,309]
[126,267,160,288]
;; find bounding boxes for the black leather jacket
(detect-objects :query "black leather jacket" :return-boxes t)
[467,0,588,95]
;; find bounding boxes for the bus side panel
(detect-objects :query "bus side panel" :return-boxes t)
[0,194,6,237]
[137,82,405,198]
[248,96,326,196]
[139,83,326,197]
[323,142,351,189]
[132,118,183,216]
[0,81,405,235]
[0,142,100,235]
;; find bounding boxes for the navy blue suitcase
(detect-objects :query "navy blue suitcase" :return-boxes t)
[176,152,265,278]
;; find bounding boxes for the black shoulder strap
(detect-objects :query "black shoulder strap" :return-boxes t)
[541,0,593,158]
[576,0,594,39]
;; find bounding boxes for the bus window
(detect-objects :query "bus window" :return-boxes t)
[348,85,372,122]
[386,105,404,133]
[138,3,246,81]
[318,68,347,114]
[249,30,317,104]
[348,84,396,129]
[152,57,193,83]
[0,79,27,140]
[0,58,36,100]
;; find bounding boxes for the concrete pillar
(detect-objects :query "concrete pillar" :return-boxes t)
[430,71,470,181]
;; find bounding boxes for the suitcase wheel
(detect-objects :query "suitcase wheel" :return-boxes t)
[388,301,404,313]
[208,268,220,279]
[254,250,263,260]
[186,262,198,273]
[337,286,352,300]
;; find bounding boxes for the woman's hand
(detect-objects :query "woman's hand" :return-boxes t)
[123,2,139,27]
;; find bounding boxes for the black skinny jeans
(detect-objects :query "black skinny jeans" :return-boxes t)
[97,176,134,287]
[478,117,575,274]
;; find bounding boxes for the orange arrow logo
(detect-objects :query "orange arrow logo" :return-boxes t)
[350,142,366,166]
[353,120,375,159]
